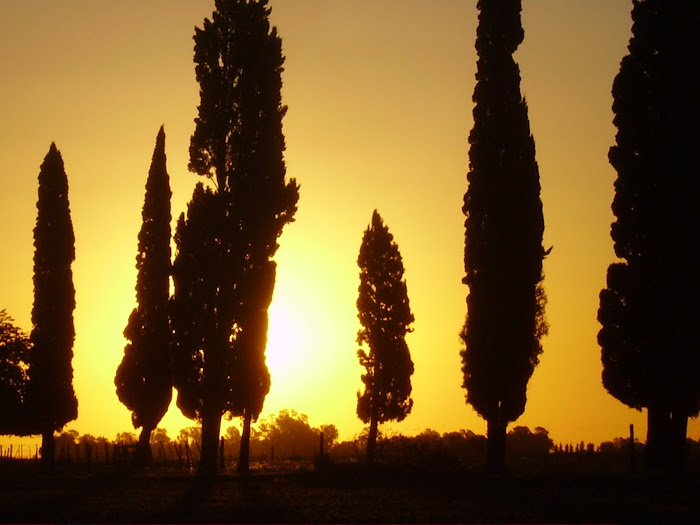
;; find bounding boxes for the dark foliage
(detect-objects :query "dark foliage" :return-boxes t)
[173,0,299,474]
[356,210,414,462]
[255,409,338,460]
[460,0,547,472]
[598,0,700,472]
[363,426,551,469]
[0,310,31,435]
[172,184,220,423]
[115,126,173,465]
[25,143,78,471]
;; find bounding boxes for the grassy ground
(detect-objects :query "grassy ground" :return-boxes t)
[1,461,699,523]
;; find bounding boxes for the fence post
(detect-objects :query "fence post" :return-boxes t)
[629,424,636,473]
[184,441,192,469]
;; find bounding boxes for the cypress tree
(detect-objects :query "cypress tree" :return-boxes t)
[598,0,700,472]
[174,0,299,475]
[356,210,414,463]
[171,183,222,455]
[115,126,172,467]
[26,143,78,472]
[460,0,547,473]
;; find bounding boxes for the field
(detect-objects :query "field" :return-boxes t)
[1,460,699,523]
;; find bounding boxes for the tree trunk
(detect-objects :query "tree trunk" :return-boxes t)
[645,405,670,471]
[199,409,222,476]
[366,414,379,463]
[486,417,506,473]
[669,410,688,473]
[136,425,153,469]
[238,411,252,473]
[40,429,55,473]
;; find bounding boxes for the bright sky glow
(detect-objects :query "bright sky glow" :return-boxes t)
[1,0,696,446]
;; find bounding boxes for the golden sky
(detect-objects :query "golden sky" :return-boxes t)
[2,0,696,446]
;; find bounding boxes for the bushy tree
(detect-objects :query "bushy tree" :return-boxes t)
[506,426,553,459]
[0,310,31,435]
[256,409,318,459]
[460,0,547,472]
[25,143,78,472]
[174,0,298,475]
[115,126,172,466]
[598,0,700,472]
[356,210,414,462]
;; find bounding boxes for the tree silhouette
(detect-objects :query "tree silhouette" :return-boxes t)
[598,0,700,472]
[256,409,336,459]
[25,143,78,472]
[171,183,222,466]
[115,126,172,467]
[356,210,414,463]
[173,0,299,472]
[460,0,547,473]
[0,310,31,435]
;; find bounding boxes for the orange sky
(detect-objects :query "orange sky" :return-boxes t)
[1,0,696,446]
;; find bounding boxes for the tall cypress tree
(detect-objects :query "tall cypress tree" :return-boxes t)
[115,126,172,466]
[173,0,299,474]
[26,143,78,472]
[598,0,700,472]
[460,0,547,473]
[356,210,414,463]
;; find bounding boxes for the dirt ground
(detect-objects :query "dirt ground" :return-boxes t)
[1,462,699,523]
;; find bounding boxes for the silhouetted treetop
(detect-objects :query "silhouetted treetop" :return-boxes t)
[461,0,547,473]
[598,0,700,472]
[115,126,172,466]
[357,210,414,462]
[174,0,298,475]
[26,143,78,471]
[189,0,297,224]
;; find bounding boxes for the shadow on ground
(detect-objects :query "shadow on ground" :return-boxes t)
[1,463,699,523]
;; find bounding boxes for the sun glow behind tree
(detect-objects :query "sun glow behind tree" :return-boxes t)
[3,1,694,448]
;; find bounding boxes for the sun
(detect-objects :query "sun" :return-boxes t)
[265,290,313,383]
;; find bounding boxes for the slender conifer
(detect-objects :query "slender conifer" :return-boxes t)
[356,210,414,463]
[26,143,78,472]
[598,0,700,472]
[461,0,547,472]
[115,126,172,467]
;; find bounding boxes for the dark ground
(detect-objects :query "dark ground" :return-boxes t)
[1,461,699,524]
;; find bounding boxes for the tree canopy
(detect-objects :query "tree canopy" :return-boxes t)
[356,210,414,462]
[460,0,547,472]
[25,143,78,471]
[173,0,299,474]
[0,310,31,435]
[598,0,700,471]
[115,126,173,465]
